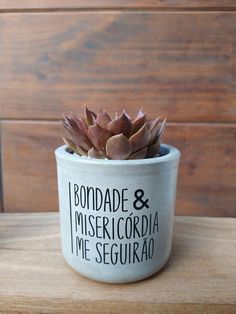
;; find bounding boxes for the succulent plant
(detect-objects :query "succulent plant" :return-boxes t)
[61,106,166,160]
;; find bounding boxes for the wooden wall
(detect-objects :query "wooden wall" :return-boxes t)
[0,1,235,216]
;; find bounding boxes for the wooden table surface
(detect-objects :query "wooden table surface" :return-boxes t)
[0,213,235,314]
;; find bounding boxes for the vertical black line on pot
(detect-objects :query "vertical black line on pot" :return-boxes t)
[69,181,74,254]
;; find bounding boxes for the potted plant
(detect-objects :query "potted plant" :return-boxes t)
[55,106,180,283]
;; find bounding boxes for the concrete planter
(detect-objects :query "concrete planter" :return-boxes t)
[55,144,180,283]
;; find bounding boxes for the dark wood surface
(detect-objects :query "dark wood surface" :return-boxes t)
[0,213,235,313]
[2,121,236,216]
[0,12,236,122]
[1,0,236,10]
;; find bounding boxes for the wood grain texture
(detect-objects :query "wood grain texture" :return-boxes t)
[1,299,235,314]
[0,0,236,10]
[1,122,62,213]
[0,12,236,122]
[165,123,236,217]
[0,213,235,314]
[0,123,2,212]
[1,121,236,216]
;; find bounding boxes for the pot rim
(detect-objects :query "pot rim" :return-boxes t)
[55,144,180,166]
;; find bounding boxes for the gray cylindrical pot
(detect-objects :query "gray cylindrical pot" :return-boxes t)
[55,144,180,283]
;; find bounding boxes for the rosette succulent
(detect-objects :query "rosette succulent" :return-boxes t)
[61,106,166,160]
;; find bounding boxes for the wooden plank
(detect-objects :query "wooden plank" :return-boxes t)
[0,298,235,314]
[0,213,235,314]
[0,0,236,10]
[0,123,2,212]
[0,12,236,122]
[1,121,236,216]
[1,122,62,213]
[165,123,236,217]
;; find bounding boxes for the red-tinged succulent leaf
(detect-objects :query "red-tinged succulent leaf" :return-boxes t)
[146,141,160,158]
[62,137,76,152]
[88,147,106,159]
[61,107,166,160]
[106,134,132,160]
[124,111,131,119]
[148,117,166,145]
[147,117,160,132]
[147,117,160,145]
[131,109,146,135]
[61,119,71,131]
[128,148,147,160]
[62,112,93,151]
[66,113,89,136]
[129,123,151,153]
[107,111,132,137]
[72,113,88,134]
[62,117,79,136]
[84,105,97,126]
[62,124,92,151]
[63,113,79,131]
[88,123,112,151]
[70,131,91,151]
[64,112,86,133]
[63,137,87,156]
[96,109,112,128]
[157,118,166,139]
[74,145,88,156]
[133,108,144,119]
[61,119,77,137]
